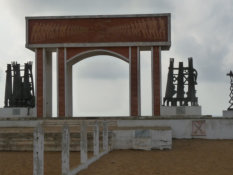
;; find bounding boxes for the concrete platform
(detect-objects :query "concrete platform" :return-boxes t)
[223,110,233,118]
[0,107,36,118]
[161,106,202,116]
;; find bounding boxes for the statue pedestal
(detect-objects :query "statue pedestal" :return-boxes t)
[161,106,202,116]
[0,108,36,118]
[222,110,233,118]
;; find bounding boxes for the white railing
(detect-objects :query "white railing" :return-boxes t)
[33,120,110,175]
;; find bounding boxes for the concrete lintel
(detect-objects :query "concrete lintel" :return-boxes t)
[26,42,171,50]
[25,13,171,20]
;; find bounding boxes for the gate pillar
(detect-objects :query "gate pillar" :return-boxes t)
[152,46,161,116]
[57,48,66,117]
[130,47,141,116]
[36,48,43,118]
[36,48,52,118]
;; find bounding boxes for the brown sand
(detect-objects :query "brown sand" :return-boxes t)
[0,139,233,175]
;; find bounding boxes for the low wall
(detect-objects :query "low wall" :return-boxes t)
[0,117,232,152]
[117,117,233,139]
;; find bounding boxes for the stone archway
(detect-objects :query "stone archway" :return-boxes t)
[70,53,129,117]
[66,49,129,117]
[26,14,171,118]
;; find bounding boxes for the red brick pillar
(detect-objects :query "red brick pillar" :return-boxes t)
[58,48,65,117]
[152,46,161,116]
[130,47,140,116]
[36,48,43,118]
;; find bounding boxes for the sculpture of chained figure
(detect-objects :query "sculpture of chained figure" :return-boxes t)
[227,71,233,110]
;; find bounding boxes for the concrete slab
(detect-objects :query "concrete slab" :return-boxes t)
[112,127,172,150]
[223,110,233,118]
[0,107,36,118]
[161,106,202,116]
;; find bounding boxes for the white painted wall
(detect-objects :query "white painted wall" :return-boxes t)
[117,118,233,139]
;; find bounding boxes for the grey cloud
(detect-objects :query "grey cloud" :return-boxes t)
[169,0,233,83]
[174,35,228,82]
[5,0,136,17]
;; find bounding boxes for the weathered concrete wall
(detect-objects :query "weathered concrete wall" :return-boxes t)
[117,118,233,139]
[112,127,172,150]
[0,118,232,152]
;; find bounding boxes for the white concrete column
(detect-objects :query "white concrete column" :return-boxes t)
[62,125,70,175]
[93,121,99,156]
[66,63,73,117]
[33,124,44,175]
[43,49,53,117]
[103,121,108,152]
[80,121,87,163]
[137,47,141,116]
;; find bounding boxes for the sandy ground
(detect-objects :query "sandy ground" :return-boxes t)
[0,139,233,175]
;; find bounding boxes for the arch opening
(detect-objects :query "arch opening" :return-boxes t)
[70,55,129,117]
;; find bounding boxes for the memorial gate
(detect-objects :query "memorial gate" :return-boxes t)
[26,14,171,118]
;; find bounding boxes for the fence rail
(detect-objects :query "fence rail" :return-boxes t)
[0,120,110,175]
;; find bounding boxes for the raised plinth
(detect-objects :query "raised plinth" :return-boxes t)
[222,110,233,118]
[161,106,202,116]
[0,108,36,118]
[112,126,172,150]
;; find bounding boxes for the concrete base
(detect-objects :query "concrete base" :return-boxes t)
[223,110,233,118]
[112,127,172,150]
[0,107,36,118]
[161,106,202,116]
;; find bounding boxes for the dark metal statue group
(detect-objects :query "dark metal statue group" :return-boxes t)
[163,57,198,107]
[227,71,233,110]
[2,58,232,113]
[4,62,35,108]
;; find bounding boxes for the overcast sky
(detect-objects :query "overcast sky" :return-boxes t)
[0,0,232,116]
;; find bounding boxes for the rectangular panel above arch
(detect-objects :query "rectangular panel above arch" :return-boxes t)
[26,14,171,50]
